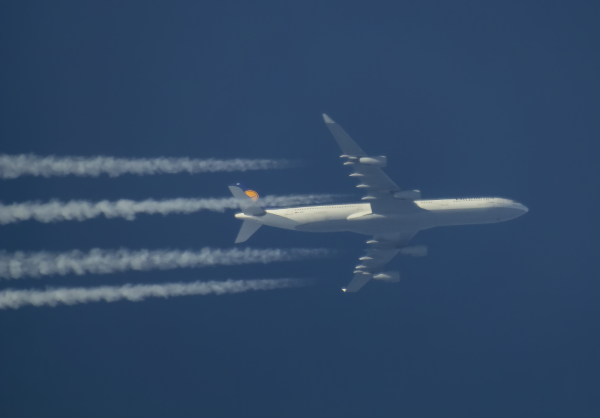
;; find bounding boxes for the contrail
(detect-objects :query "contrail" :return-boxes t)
[0,194,341,224]
[0,154,295,179]
[0,247,332,280]
[0,278,309,309]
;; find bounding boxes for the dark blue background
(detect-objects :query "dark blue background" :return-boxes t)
[1,2,599,417]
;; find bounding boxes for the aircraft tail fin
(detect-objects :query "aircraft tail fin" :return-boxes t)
[228,183,265,216]
[235,220,262,243]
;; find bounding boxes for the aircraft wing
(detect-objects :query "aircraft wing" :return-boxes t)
[323,114,401,199]
[344,231,418,293]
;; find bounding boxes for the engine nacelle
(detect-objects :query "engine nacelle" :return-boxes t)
[400,245,428,257]
[372,271,400,282]
[358,156,387,167]
[394,190,421,200]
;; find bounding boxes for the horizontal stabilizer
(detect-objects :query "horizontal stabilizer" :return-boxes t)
[235,220,262,243]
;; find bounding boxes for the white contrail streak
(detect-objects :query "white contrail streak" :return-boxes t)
[0,194,340,224]
[0,247,331,280]
[0,154,295,179]
[0,279,309,309]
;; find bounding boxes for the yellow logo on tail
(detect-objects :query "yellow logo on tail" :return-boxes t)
[245,190,259,201]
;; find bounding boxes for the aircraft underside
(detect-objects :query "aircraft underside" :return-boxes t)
[228,114,528,293]
[282,206,514,234]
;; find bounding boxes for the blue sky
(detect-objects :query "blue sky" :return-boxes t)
[1,2,599,417]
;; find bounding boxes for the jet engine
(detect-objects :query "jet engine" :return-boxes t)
[394,190,421,200]
[358,156,387,167]
[372,271,400,282]
[400,245,428,256]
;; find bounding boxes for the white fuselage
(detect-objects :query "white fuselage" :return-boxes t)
[235,198,528,236]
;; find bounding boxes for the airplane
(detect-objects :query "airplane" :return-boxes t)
[229,114,528,292]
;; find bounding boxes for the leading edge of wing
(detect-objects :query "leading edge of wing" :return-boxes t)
[322,114,401,197]
[322,114,367,157]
